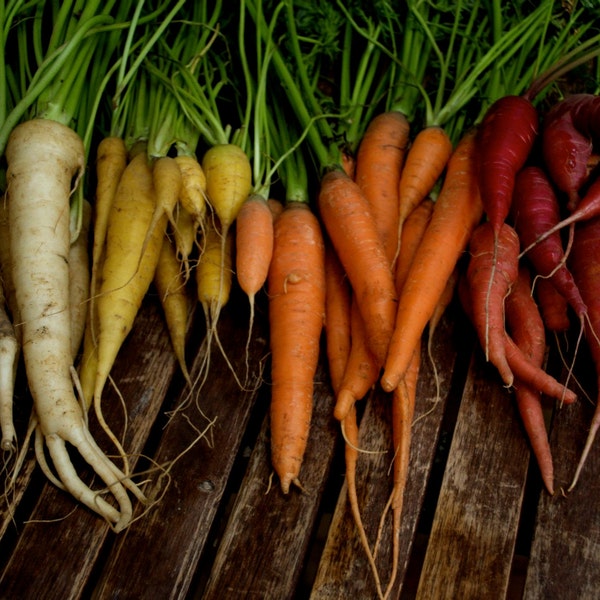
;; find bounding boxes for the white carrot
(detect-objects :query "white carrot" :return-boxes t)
[6,118,144,530]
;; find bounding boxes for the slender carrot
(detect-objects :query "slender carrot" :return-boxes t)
[354,111,410,263]
[397,126,453,245]
[154,234,193,386]
[318,169,397,367]
[382,129,483,392]
[383,343,420,599]
[268,201,326,493]
[505,265,554,494]
[324,241,352,395]
[333,297,380,422]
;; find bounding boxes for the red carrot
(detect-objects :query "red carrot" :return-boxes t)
[476,95,539,234]
[505,265,555,494]
[567,215,600,489]
[466,221,520,386]
[512,166,587,319]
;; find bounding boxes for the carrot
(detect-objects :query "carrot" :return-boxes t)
[0,282,18,452]
[567,215,600,489]
[174,154,207,264]
[381,129,484,392]
[6,118,144,530]
[342,404,384,599]
[394,198,434,293]
[397,126,453,245]
[318,169,397,367]
[476,94,539,234]
[94,150,168,408]
[268,201,325,493]
[383,344,420,599]
[235,193,274,382]
[505,265,554,494]
[91,136,127,309]
[542,108,592,210]
[171,203,197,283]
[202,143,252,239]
[324,241,352,395]
[354,111,410,262]
[466,221,520,386]
[519,174,600,256]
[459,269,576,404]
[535,277,571,333]
[154,234,193,386]
[69,199,92,361]
[512,166,587,320]
[333,297,380,422]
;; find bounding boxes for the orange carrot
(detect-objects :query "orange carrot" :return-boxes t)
[236,193,275,382]
[333,297,380,422]
[324,241,352,395]
[318,169,397,367]
[384,344,420,598]
[354,111,410,262]
[397,126,453,243]
[342,405,384,599]
[394,198,434,293]
[381,129,483,392]
[268,201,326,493]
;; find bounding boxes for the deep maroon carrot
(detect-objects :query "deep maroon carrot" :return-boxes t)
[567,215,600,490]
[512,165,587,319]
[476,95,539,234]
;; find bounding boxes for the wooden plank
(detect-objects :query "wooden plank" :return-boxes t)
[0,299,177,599]
[524,367,600,599]
[92,297,270,599]
[415,352,531,599]
[310,311,468,599]
[199,355,339,600]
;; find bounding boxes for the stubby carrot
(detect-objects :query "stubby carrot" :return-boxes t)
[381,129,483,392]
[268,201,326,493]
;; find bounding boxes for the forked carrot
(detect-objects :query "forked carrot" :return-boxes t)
[342,404,384,599]
[235,193,275,383]
[466,220,520,386]
[381,129,483,392]
[268,201,326,493]
[318,169,397,367]
[382,344,421,599]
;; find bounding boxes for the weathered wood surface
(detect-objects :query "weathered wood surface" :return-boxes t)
[1,292,600,600]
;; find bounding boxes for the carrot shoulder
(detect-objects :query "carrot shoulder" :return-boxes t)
[381,129,483,392]
[268,201,326,493]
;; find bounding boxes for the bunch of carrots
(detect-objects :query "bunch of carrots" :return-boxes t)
[2,5,600,595]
